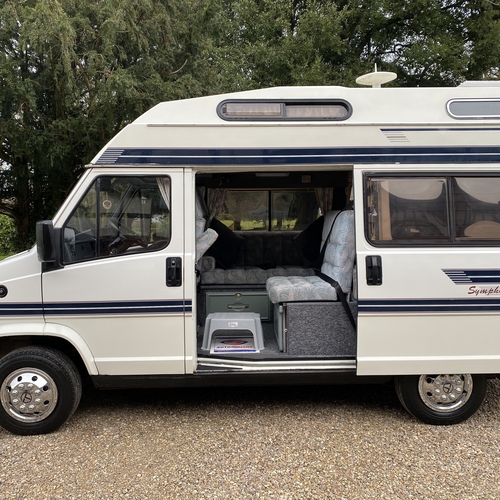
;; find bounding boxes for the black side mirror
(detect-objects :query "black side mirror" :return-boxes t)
[36,221,56,263]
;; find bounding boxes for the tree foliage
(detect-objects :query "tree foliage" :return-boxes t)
[0,0,499,249]
[207,0,500,90]
[0,214,15,255]
[0,0,214,248]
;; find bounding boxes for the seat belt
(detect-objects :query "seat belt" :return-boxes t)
[315,270,356,331]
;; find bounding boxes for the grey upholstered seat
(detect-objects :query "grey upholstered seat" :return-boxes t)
[266,210,355,303]
[198,230,315,285]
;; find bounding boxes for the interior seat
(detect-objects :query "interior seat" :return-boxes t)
[266,210,355,304]
[266,209,355,351]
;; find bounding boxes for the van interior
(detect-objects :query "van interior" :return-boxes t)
[194,168,358,364]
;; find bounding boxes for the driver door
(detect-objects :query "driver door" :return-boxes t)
[42,169,187,376]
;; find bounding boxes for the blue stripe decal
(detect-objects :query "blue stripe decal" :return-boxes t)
[95,146,500,166]
[44,299,192,316]
[0,303,44,316]
[359,298,500,314]
[443,269,500,285]
[0,300,192,317]
[381,127,500,132]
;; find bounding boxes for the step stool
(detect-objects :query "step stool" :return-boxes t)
[202,312,264,351]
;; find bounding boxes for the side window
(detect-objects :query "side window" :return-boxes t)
[366,175,500,246]
[218,189,319,231]
[453,177,500,240]
[366,177,449,244]
[63,176,171,263]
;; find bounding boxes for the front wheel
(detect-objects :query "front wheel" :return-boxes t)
[395,374,487,425]
[0,346,82,435]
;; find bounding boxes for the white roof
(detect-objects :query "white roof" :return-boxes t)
[91,84,500,165]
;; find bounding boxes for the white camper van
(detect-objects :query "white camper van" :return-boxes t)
[1,80,500,435]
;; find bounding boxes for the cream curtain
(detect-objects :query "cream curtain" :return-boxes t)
[156,178,171,210]
[206,188,227,225]
[315,187,334,215]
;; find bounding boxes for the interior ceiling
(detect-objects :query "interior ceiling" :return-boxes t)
[197,171,348,189]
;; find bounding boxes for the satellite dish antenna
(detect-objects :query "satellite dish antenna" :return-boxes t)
[356,64,397,88]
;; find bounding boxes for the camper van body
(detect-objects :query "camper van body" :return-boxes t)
[1,83,500,434]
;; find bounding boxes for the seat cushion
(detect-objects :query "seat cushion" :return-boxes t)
[266,275,337,304]
[201,266,314,286]
[320,210,354,294]
[266,210,355,305]
[196,228,218,263]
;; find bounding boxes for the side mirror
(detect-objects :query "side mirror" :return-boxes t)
[36,220,56,263]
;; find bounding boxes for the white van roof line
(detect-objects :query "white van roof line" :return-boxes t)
[90,84,500,165]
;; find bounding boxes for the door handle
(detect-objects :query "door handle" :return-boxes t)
[366,255,382,285]
[166,257,182,287]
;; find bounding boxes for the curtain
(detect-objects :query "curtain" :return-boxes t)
[206,188,227,225]
[156,178,171,210]
[315,187,334,215]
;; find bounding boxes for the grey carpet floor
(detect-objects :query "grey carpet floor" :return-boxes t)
[197,321,356,361]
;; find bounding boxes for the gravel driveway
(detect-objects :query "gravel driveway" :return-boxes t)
[1,379,500,499]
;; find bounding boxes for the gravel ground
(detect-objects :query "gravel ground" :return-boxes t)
[1,378,500,499]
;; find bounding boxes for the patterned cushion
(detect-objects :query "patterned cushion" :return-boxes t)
[266,211,355,304]
[196,228,218,263]
[199,227,319,286]
[195,190,218,263]
[266,267,288,279]
[320,210,355,294]
[267,275,337,303]
[201,265,314,285]
[195,192,207,238]
[201,266,266,285]
[200,268,226,285]
[199,255,216,273]
[282,266,316,277]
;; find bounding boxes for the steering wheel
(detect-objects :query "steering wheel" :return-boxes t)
[108,219,148,249]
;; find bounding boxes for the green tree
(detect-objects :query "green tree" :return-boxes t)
[0,214,16,255]
[1,0,499,250]
[0,0,216,249]
[206,0,500,91]
[339,0,500,86]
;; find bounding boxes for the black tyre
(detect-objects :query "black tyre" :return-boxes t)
[395,374,487,425]
[0,346,82,435]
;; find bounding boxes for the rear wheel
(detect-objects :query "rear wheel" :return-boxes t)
[395,374,487,425]
[0,346,82,435]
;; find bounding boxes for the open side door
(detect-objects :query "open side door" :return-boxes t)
[354,166,500,376]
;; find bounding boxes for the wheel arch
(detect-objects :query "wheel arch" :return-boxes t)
[0,323,97,378]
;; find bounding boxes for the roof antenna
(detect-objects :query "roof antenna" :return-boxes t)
[356,64,397,88]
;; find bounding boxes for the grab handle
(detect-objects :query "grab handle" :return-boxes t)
[227,303,249,311]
